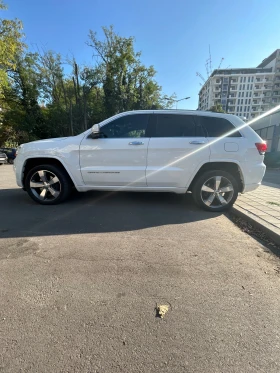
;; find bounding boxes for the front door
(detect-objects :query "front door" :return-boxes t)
[146,113,210,188]
[79,113,150,187]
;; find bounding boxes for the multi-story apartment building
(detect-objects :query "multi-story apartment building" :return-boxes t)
[198,49,280,120]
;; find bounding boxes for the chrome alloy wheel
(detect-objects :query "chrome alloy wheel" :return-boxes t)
[29,170,61,201]
[200,176,234,209]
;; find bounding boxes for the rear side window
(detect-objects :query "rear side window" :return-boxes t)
[155,114,204,137]
[198,116,242,137]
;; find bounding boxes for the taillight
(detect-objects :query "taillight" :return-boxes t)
[255,142,267,155]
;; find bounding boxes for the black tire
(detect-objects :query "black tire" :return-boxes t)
[8,158,14,164]
[192,170,239,212]
[25,164,72,205]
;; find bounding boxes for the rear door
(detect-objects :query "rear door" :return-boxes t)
[196,115,245,162]
[146,113,210,188]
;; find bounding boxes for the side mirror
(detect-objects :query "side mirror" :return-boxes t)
[91,123,101,138]
[92,123,100,134]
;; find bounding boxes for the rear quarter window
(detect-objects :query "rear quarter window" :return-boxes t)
[198,116,242,137]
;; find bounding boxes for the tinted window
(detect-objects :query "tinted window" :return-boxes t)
[155,114,203,137]
[198,116,242,137]
[101,114,149,138]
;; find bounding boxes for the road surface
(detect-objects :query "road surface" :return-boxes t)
[0,165,280,372]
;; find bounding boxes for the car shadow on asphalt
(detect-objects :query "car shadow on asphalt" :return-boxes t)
[0,188,221,238]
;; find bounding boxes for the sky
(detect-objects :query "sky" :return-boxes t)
[4,0,280,110]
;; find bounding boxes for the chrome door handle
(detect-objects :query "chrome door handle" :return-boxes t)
[129,141,144,145]
[190,140,205,145]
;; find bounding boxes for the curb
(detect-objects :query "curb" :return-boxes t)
[231,205,280,247]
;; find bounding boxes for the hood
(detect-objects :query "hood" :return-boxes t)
[28,137,69,144]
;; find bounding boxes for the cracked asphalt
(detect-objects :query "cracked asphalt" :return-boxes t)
[0,164,280,372]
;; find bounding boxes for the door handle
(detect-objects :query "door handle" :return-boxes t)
[189,140,206,145]
[129,141,144,145]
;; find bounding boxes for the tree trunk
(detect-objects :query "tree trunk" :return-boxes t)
[83,95,87,131]
[69,101,74,136]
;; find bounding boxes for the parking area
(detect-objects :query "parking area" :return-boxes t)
[1,164,280,372]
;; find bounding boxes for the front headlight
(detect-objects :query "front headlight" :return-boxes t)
[15,145,22,156]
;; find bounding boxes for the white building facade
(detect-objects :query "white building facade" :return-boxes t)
[198,49,280,120]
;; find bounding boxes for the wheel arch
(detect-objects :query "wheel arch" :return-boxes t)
[22,157,75,188]
[188,161,244,192]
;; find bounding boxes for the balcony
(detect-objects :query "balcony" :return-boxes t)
[230,86,237,91]
[263,86,272,90]
[254,86,262,90]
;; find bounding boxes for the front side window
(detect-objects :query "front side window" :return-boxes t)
[155,114,203,137]
[198,116,242,137]
[101,114,149,138]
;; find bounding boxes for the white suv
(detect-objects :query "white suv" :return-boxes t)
[14,110,266,212]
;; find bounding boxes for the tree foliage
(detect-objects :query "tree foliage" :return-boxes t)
[208,103,225,113]
[0,0,24,95]
[0,13,174,145]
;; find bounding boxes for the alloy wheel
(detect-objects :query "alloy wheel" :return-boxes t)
[29,170,61,202]
[200,176,234,209]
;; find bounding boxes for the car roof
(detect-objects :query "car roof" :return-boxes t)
[113,109,238,119]
[98,109,243,127]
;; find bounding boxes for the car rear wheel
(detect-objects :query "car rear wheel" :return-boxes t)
[192,170,239,212]
[25,164,72,205]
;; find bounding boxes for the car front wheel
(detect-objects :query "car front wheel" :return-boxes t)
[192,170,239,212]
[25,164,72,205]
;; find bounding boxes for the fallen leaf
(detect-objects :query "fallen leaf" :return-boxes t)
[156,304,169,318]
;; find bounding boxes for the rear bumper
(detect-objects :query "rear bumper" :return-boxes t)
[241,161,266,193]
[242,183,261,193]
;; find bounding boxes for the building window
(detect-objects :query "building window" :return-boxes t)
[238,99,240,105]
[245,99,247,104]
[222,84,228,91]
[242,92,244,97]
[223,78,229,83]
[251,84,253,90]
[240,77,243,83]
[244,77,246,83]
[238,92,241,97]
[243,84,245,90]
[250,92,252,97]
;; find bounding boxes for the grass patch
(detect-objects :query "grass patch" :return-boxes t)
[267,201,280,207]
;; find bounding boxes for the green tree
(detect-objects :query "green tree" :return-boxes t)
[2,52,45,142]
[87,26,173,116]
[0,0,24,95]
[208,103,225,113]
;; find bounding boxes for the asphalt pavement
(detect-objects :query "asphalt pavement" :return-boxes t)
[1,164,280,373]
